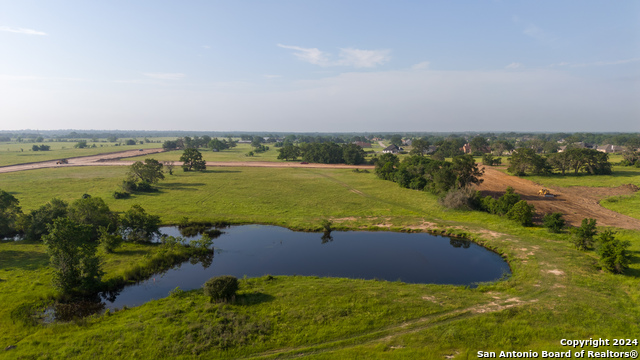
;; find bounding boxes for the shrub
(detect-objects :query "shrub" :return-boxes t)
[99,227,123,253]
[506,200,535,226]
[572,218,597,250]
[542,213,565,233]
[112,191,130,199]
[203,276,239,303]
[595,230,631,274]
[439,187,477,210]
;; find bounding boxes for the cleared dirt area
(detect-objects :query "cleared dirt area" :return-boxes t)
[477,166,640,230]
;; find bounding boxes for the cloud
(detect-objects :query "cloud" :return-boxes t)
[411,62,430,70]
[505,62,523,69]
[277,44,330,66]
[278,44,390,68]
[0,26,47,36]
[263,74,281,79]
[336,48,390,68]
[142,73,185,80]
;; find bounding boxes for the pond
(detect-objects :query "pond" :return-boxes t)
[100,225,510,310]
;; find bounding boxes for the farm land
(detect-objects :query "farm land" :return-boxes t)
[1,134,640,359]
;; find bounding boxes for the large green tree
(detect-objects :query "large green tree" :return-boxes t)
[68,196,117,240]
[342,143,366,165]
[0,190,22,239]
[180,148,207,171]
[277,144,301,161]
[128,158,165,184]
[119,204,161,242]
[409,138,430,156]
[19,198,68,241]
[43,218,102,294]
[507,148,549,175]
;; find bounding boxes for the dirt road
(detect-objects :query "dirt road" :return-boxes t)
[477,166,640,230]
[0,148,166,173]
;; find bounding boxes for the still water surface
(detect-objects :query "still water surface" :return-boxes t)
[102,225,510,310]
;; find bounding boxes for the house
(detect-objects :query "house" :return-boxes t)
[383,144,400,154]
[461,143,472,154]
[596,144,624,153]
[402,139,412,146]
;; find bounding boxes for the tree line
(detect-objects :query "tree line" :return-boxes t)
[277,142,368,165]
[507,147,612,176]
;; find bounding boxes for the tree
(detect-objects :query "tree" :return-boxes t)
[74,140,88,149]
[410,138,430,156]
[119,204,161,242]
[506,200,535,226]
[0,190,22,239]
[43,218,102,294]
[507,148,549,176]
[342,143,366,165]
[547,152,570,175]
[389,135,403,147]
[19,198,68,241]
[208,138,229,151]
[164,161,175,175]
[68,196,117,240]
[163,140,179,150]
[490,140,514,156]
[277,144,301,161]
[125,139,136,146]
[470,136,489,154]
[128,159,165,184]
[596,230,631,274]
[451,155,484,189]
[543,213,565,233]
[572,218,597,250]
[180,148,206,171]
[374,153,399,180]
[251,136,265,148]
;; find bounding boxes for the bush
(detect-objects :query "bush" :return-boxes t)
[203,276,239,303]
[112,191,130,199]
[542,213,565,233]
[506,200,535,226]
[439,187,477,210]
[595,230,631,274]
[572,218,597,250]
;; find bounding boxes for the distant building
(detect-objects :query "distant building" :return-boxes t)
[596,144,623,153]
[383,144,401,154]
[461,143,472,154]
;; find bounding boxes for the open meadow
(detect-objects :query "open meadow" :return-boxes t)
[1,163,640,358]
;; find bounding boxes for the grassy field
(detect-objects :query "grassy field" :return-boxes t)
[2,165,640,358]
[0,140,165,167]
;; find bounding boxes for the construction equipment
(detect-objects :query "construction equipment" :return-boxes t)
[538,188,554,197]
[56,159,68,165]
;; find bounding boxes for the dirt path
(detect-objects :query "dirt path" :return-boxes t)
[477,166,640,230]
[0,148,166,173]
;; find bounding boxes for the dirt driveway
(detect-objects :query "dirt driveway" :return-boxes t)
[477,166,640,230]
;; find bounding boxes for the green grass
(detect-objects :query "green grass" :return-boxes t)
[524,165,640,188]
[2,165,640,358]
[0,140,164,167]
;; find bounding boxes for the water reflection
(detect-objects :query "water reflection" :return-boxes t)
[449,239,471,248]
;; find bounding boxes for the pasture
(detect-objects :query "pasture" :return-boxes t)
[1,164,640,358]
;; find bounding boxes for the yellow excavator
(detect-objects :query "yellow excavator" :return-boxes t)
[538,188,553,197]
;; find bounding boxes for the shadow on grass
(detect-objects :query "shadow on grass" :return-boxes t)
[235,292,275,306]
[158,182,207,191]
[0,249,49,270]
[115,249,149,257]
[201,169,242,174]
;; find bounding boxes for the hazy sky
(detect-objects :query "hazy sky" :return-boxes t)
[1,1,639,132]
